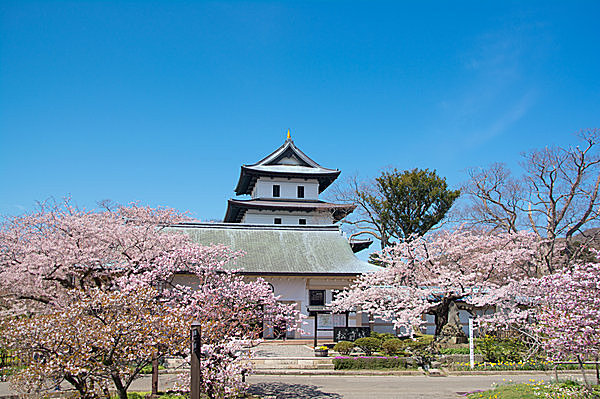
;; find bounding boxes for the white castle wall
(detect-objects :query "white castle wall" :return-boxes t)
[242,210,333,225]
[252,177,319,200]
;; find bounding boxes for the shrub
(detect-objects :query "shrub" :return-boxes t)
[333,341,354,355]
[370,332,396,341]
[333,356,410,370]
[476,335,526,363]
[354,337,381,355]
[401,334,434,353]
[381,338,405,355]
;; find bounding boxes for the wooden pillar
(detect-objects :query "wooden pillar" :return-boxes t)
[313,313,318,348]
[190,321,202,399]
[151,353,159,395]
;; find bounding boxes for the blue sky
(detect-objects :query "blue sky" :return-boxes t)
[1,1,599,221]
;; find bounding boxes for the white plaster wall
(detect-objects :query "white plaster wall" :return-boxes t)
[242,210,333,225]
[171,273,359,339]
[252,177,319,200]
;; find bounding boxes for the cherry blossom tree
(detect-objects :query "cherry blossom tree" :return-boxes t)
[0,199,298,398]
[332,228,540,337]
[133,245,300,398]
[1,287,187,399]
[535,258,600,389]
[0,198,190,311]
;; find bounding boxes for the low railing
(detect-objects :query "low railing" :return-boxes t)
[552,361,600,385]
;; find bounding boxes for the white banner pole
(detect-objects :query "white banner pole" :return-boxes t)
[469,318,475,369]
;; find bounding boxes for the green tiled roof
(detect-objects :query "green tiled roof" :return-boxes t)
[166,223,380,275]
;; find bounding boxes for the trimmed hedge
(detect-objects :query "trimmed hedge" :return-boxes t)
[333,356,412,370]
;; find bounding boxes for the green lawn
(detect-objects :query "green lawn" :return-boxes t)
[466,380,600,399]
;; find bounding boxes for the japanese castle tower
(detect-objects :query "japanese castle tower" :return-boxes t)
[224,130,356,227]
[169,132,379,339]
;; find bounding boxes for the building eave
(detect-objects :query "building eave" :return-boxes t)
[223,199,355,223]
[233,138,340,195]
[234,167,340,196]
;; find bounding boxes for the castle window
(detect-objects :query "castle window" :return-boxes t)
[274,218,282,224]
[297,185,305,198]
[309,290,325,306]
[273,185,281,197]
[299,218,307,225]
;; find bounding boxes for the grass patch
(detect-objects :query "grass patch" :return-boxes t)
[448,360,585,371]
[439,347,481,355]
[466,380,600,399]
[139,364,166,374]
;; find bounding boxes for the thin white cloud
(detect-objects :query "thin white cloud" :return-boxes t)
[463,90,537,148]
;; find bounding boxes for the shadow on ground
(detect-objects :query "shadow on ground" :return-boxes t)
[249,382,343,398]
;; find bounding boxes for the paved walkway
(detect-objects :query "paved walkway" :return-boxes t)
[246,374,580,399]
[252,343,315,358]
[0,373,581,398]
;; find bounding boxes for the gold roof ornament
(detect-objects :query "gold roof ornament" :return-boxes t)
[287,128,291,140]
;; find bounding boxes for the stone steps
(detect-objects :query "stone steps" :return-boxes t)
[251,357,334,369]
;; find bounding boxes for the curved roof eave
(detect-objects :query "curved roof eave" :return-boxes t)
[233,139,340,195]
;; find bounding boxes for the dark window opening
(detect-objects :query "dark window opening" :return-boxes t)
[297,185,305,198]
[331,290,340,302]
[273,185,281,197]
[309,290,325,306]
[299,218,307,225]
[274,218,282,224]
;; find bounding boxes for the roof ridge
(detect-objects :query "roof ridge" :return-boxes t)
[250,139,322,169]
[168,222,342,231]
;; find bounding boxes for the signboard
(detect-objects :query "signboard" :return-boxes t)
[333,327,371,342]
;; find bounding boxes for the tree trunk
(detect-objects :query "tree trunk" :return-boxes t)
[64,375,93,399]
[112,374,128,399]
[152,354,159,396]
[433,300,451,337]
[596,356,600,385]
[576,355,592,393]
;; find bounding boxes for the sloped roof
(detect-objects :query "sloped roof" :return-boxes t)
[234,138,340,195]
[166,223,380,275]
[223,199,356,223]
